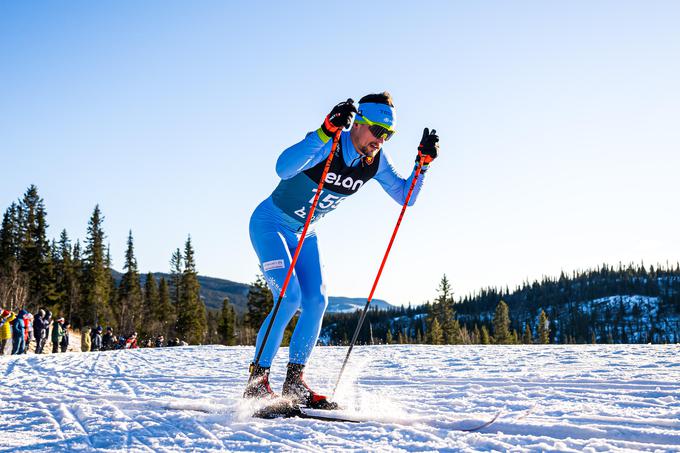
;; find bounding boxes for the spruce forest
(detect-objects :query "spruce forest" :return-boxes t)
[2,185,679,346]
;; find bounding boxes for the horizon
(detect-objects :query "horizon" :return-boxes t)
[2,1,679,306]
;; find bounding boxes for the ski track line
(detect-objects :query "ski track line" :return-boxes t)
[88,349,103,375]
[117,398,242,452]
[292,420,381,450]
[188,419,230,451]
[246,424,320,452]
[60,403,95,450]
[102,401,171,453]
[2,357,18,377]
[31,404,68,444]
[482,418,680,447]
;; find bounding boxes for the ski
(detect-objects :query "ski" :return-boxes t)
[255,404,502,430]
[163,398,501,430]
[458,410,501,432]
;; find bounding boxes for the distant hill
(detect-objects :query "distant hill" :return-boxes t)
[112,271,394,314]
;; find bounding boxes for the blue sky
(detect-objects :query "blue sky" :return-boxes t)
[2,1,679,306]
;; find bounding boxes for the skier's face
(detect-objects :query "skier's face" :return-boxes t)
[351,123,385,158]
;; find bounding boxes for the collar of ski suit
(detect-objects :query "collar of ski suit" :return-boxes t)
[340,131,378,167]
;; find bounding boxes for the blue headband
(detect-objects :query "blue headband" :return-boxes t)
[355,102,396,131]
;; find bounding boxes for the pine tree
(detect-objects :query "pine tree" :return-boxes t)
[434,275,463,344]
[116,231,143,335]
[205,311,219,344]
[538,309,550,344]
[156,277,174,339]
[81,205,114,327]
[523,322,533,344]
[481,325,490,344]
[141,272,160,339]
[54,230,83,325]
[0,203,20,269]
[492,300,511,344]
[175,236,206,344]
[428,318,444,345]
[1,201,30,311]
[246,274,274,331]
[169,248,183,312]
[17,186,57,310]
[217,297,236,346]
[472,324,481,344]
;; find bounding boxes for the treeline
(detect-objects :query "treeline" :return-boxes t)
[209,274,298,347]
[6,185,678,347]
[323,265,680,345]
[0,185,208,344]
[321,276,550,346]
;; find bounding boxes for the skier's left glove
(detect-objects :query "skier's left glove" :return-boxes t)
[415,128,439,170]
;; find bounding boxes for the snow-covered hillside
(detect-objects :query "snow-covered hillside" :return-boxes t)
[2,345,679,452]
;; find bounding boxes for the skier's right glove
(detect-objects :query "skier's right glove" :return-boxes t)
[318,99,357,142]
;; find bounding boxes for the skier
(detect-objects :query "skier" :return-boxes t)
[244,92,439,409]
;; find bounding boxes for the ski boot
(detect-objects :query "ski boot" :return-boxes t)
[282,363,339,410]
[243,363,278,400]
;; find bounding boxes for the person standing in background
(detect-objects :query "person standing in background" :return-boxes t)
[51,317,64,353]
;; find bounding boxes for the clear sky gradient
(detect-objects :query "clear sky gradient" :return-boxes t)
[2,1,679,306]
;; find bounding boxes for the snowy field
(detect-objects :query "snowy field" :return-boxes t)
[1,344,679,452]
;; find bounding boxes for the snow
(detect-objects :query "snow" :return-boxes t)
[2,344,679,452]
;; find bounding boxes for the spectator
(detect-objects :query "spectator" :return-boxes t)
[51,317,65,353]
[81,326,91,352]
[124,332,138,349]
[102,327,115,351]
[0,310,15,355]
[23,313,33,354]
[60,322,71,352]
[155,335,165,348]
[33,309,47,354]
[12,309,28,355]
[91,326,103,352]
[115,336,126,350]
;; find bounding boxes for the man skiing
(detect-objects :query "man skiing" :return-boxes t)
[244,92,439,410]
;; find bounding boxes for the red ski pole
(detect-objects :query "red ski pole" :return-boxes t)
[333,156,427,396]
[252,129,342,370]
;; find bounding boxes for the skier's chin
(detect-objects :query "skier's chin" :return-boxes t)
[361,144,380,156]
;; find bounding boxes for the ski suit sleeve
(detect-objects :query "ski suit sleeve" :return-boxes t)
[374,150,427,206]
[275,130,333,180]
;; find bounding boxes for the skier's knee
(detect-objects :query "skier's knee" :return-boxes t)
[305,293,328,316]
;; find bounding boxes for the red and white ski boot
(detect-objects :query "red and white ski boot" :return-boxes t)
[282,363,339,410]
[243,363,278,400]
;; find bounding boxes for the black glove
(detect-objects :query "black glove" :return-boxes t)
[416,128,439,165]
[321,99,357,138]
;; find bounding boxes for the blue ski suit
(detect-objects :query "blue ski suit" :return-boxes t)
[250,128,427,367]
